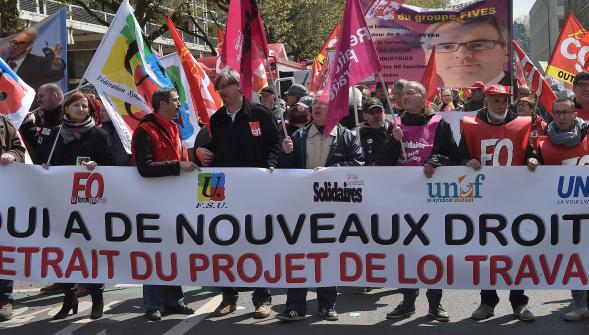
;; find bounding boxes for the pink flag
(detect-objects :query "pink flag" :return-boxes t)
[321,0,382,136]
[220,0,269,99]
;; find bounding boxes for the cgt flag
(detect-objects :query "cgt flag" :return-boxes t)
[321,0,382,136]
[0,58,34,129]
[546,13,587,84]
[220,0,270,99]
[310,23,341,92]
[513,40,557,115]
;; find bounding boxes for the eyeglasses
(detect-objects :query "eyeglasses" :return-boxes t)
[433,40,502,53]
[575,82,589,89]
[9,39,31,48]
[553,110,575,116]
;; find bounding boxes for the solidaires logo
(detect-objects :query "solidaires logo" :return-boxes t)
[197,172,226,202]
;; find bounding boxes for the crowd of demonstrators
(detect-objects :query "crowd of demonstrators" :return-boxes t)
[259,86,285,122]
[462,81,485,111]
[459,84,536,321]
[510,85,551,122]
[437,88,456,112]
[285,84,308,108]
[516,96,547,146]
[195,69,281,319]
[340,87,364,130]
[277,92,363,322]
[284,104,310,136]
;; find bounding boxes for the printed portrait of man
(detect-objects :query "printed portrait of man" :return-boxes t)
[421,15,510,88]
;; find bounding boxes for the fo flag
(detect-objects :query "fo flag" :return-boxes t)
[0,58,34,129]
[220,0,269,99]
[321,0,381,136]
[513,40,557,115]
[546,13,587,84]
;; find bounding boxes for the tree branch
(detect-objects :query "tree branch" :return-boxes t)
[70,0,110,26]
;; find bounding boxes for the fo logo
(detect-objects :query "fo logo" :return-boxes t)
[198,173,226,202]
[71,172,106,205]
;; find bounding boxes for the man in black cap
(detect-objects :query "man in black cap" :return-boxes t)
[260,86,284,122]
[359,97,401,166]
[573,71,589,120]
[285,84,308,108]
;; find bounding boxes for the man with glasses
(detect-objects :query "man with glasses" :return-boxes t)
[573,71,589,120]
[422,15,510,88]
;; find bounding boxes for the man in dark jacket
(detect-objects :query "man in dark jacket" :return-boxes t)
[196,69,281,319]
[358,97,401,166]
[132,88,198,321]
[462,81,486,112]
[276,93,363,322]
[0,115,26,321]
[384,81,456,322]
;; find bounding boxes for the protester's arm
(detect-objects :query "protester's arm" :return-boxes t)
[133,129,181,177]
[427,120,459,167]
[333,131,364,167]
[3,118,25,163]
[524,137,538,161]
[262,110,283,168]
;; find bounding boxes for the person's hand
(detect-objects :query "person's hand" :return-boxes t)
[23,112,35,125]
[48,43,63,67]
[195,147,213,166]
[82,160,97,171]
[313,166,325,171]
[423,163,435,179]
[42,163,50,170]
[267,166,275,174]
[282,137,293,154]
[527,158,538,172]
[180,161,199,172]
[466,159,481,171]
[392,126,403,141]
[0,153,15,166]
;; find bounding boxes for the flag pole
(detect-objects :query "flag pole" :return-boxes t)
[352,86,362,146]
[377,72,407,159]
[266,57,288,138]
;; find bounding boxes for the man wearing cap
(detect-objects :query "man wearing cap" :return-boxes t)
[462,81,486,112]
[285,84,308,108]
[573,71,589,120]
[260,86,284,122]
[375,81,393,114]
[358,97,401,166]
[384,81,457,322]
[459,84,536,321]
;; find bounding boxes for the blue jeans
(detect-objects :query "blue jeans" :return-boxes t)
[401,288,442,306]
[572,290,588,308]
[0,280,13,304]
[220,287,271,305]
[285,287,337,315]
[143,285,184,311]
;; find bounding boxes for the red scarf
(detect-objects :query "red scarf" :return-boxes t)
[134,113,188,163]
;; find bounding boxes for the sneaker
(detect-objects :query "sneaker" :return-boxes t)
[276,309,305,322]
[513,305,535,321]
[74,284,91,298]
[212,300,237,317]
[386,301,416,319]
[0,302,12,321]
[471,304,494,320]
[145,309,161,321]
[40,283,63,294]
[165,303,195,315]
[319,307,338,321]
[254,303,271,319]
[565,307,589,321]
[353,287,373,294]
[428,304,450,322]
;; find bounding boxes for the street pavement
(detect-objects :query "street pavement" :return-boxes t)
[1,281,587,335]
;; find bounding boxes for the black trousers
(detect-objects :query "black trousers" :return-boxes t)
[480,290,528,309]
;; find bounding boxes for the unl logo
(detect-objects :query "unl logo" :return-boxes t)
[198,173,226,202]
[71,172,105,205]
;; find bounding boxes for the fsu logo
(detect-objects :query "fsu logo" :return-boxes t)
[197,172,226,202]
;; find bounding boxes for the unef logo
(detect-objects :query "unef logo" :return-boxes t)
[557,176,589,205]
[71,172,106,205]
[427,174,485,203]
[197,172,227,208]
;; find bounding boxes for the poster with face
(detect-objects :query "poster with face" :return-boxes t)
[367,0,512,89]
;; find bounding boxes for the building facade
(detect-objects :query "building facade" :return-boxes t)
[529,0,566,67]
[566,0,589,28]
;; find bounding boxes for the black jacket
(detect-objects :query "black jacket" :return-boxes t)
[399,110,459,167]
[462,99,484,112]
[19,105,62,164]
[40,126,114,166]
[458,108,537,163]
[203,97,282,168]
[0,115,25,163]
[359,120,401,166]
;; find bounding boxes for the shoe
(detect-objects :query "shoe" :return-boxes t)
[319,307,338,321]
[165,303,195,315]
[386,301,416,319]
[565,307,589,321]
[276,309,305,321]
[40,283,63,294]
[428,304,450,322]
[0,302,12,321]
[90,289,104,320]
[145,309,161,321]
[53,293,79,320]
[212,300,237,317]
[75,285,91,298]
[471,304,494,320]
[353,287,373,294]
[254,303,271,319]
[513,305,535,321]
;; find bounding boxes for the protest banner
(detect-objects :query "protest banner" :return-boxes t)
[366,0,512,88]
[0,10,67,96]
[1,165,588,290]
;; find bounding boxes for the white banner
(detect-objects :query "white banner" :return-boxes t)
[1,165,588,289]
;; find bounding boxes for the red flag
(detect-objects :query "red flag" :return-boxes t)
[420,47,437,104]
[515,59,526,87]
[310,24,341,92]
[220,0,269,99]
[321,0,382,136]
[216,28,225,54]
[166,16,222,130]
[546,13,587,83]
[513,40,558,115]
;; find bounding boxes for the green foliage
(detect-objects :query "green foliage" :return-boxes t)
[0,0,26,38]
[405,0,452,8]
